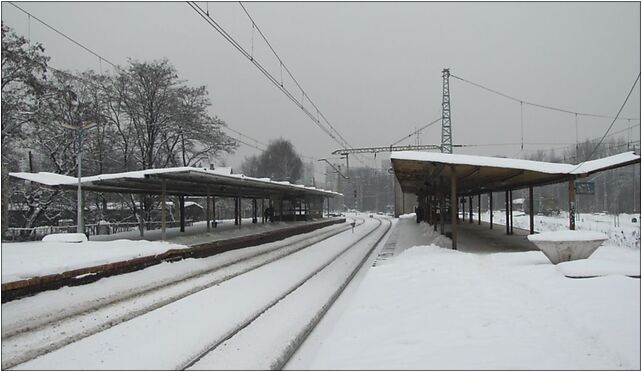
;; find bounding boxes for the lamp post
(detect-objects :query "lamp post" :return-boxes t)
[61,121,97,234]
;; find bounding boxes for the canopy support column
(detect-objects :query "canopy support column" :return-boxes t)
[261,198,265,223]
[505,190,510,235]
[426,193,430,225]
[238,196,242,227]
[252,198,258,223]
[569,176,576,230]
[450,166,458,250]
[529,186,535,234]
[161,180,167,241]
[439,177,445,235]
[489,192,493,229]
[477,194,481,225]
[206,190,211,232]
[234,197,239,226]
[509,189,514,235]
[179,195,185,233]
[468,195,473,223]
[212,196,216,228]
[433,194,437,231]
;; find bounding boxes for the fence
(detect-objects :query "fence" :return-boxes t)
[4,220,194,242]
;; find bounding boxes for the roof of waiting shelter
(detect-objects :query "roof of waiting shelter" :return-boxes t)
[390,151,640,196]
[9,166,341,198]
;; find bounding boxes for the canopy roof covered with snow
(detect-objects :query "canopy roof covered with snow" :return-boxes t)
[390,151,640,196]
[9,167,341,199]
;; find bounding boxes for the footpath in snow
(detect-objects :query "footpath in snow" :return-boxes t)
[288,215,640,370]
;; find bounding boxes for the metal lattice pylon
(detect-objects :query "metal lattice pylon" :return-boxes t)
[441,68,452,154]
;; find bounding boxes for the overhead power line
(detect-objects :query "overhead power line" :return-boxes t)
[238,2,357,154]
[577,72,641,164]
[8,2,117,68]
[223,126,267,148]
[186,6,344,168]
[227,135,266,152]
[187,2,366,167]
[451,73,640,121]
[7,2,322,166]
[389,117,441,146]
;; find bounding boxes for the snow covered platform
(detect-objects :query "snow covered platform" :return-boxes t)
[1,218,345,302]
[383,215,538,256]
[291,217,640,370]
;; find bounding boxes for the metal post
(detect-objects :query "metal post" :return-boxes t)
[505,190,509,235]
[238,196,242,227]
[529,186,534,234]
[213,196,216,228]
[179,195,185,233]
[161,179,167,240]
[252,198,257,223]
[206,191,211,232]
[425,194,430,225]
[477,194,481,225]
[489,192,493,229]
[450,166,457,250]
[261,198,265,223]
[569,177,576,230]
[509,189,513,235]
[469,195,473,223]
[440,177,445,235]
[433,195,437,231]
[76,128,84,234]
[234,197,239,225]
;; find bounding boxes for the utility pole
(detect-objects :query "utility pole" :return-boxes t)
[61,121,97,235]
[441,68,453,154]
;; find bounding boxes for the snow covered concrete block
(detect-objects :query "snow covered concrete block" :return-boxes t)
[41,233,88,243]
[527,231,607,264]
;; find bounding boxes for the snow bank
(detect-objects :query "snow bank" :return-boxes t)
[1,240,187,283]
[299,244,640,370]
[556,246,640,277]
[41,233,88,243]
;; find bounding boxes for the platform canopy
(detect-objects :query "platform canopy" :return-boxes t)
[9,166,341,199]
[390,151,640,196]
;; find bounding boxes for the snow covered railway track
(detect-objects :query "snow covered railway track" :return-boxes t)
[1,218,364,370]
[181,216,392,370]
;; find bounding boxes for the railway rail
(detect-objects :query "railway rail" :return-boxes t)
[2,218,363,369]
[5,215,392,370]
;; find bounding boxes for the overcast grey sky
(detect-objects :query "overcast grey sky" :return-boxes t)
[2,1,640,181]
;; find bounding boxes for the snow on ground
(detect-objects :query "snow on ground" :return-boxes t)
[12,219,379,370]
[292,216,640,370]
[1,239,186,283]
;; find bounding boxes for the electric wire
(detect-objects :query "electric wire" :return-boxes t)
[188,2,356,162]
[572,72,641,168]
[8,2,117,68]
[451,73,640,121]
[237,2,358,154]
[389,117,441,146]
[223,126,268,148]
[8,2,324,170]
